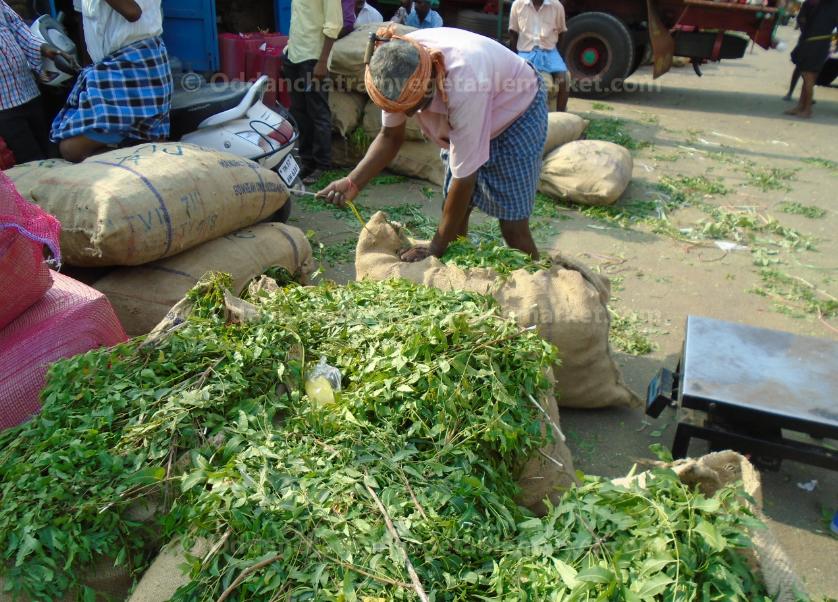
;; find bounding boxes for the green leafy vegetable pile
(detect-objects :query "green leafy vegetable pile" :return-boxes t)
[442,238,552,276]
[0,277,769,601]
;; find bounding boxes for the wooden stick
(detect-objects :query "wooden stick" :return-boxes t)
[399,469,429,521]
[289,527,413,590]
[333,558,413,589]
[203,528,232,566]
[364,482,430,602]
[215,554,283,602]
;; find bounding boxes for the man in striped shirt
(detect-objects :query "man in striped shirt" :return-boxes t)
[0,1,62,163]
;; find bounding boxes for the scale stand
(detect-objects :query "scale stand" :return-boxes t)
[646,316,838,471]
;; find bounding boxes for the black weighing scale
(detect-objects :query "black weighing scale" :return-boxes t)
[647,316,838,470]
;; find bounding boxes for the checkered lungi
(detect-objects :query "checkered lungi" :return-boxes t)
[51,36,173,143]
[442,77,547,222]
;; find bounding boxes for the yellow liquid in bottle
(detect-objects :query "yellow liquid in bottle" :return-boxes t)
[305,376,335,407]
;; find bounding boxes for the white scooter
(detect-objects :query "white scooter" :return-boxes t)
[170,76,302,193]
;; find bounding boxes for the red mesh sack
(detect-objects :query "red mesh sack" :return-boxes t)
[0,271,128,431]
[0,170,61,330]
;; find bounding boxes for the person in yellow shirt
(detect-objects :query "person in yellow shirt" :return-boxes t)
[282,0,342,184]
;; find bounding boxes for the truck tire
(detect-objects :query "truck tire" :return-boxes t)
[561,12,635,96]
[455,9,508,40]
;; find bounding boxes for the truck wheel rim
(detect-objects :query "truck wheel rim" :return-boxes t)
[581,48,601,67]
[570,36,611,78]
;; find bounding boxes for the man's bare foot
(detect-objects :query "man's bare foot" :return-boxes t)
[797,110,813,119]
[783,94,793,101]
[784,106,802,115]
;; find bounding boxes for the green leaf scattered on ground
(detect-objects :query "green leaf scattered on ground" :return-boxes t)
[777,202,827,219]
[585,117,647,150]
[349,126,372,153]
[659,175,730,199]
[751,269,838,319]
[591,102,614,111]
[369,174,408,186]
[693,205,816,251]
[653,152,681,163]
[744,166,798,192]
[801,157,837,171]
[421,186,437,200]
[609,309,658,356]
[311,168,351,191]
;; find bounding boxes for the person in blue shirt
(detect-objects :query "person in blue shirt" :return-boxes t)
[397,0,444,29]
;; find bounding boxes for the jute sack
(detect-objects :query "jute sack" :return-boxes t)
[331,137,445,187]
[613,451,805,602]
[356,212,641,409]
[126,538,212,602]
[362,100,426,142]
[543,112,588,155]
[328,23,416,93]
[4,158,70,201]
[330,91,368,137]
[540,140,633,206]
[28,143,289,267]
[94,223,314,336]
[516,369,578,515]
[391,141,444,186]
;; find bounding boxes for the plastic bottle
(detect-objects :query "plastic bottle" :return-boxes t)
[831,510,838,536]
[305,357,342,407]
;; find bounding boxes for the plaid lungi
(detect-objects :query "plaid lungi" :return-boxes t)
[442,77,547,222]
[51,36,173,143]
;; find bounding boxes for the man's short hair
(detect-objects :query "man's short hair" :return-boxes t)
[369,40,420,102]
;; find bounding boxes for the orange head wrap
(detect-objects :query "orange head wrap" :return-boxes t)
[364,24,448,113]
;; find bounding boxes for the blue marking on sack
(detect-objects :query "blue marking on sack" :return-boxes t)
[90,160,174,256]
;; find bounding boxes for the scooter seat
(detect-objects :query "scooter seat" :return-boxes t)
[170,81,252,140]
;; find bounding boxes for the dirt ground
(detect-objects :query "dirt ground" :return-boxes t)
[289,23,838,598]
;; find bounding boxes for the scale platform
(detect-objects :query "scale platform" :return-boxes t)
[647,316,838,470]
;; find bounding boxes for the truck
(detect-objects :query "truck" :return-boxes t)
[559,0,781,92]
[374,0,783,94]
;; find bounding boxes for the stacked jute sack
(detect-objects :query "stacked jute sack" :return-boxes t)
[6,143,315,337]
[0,171,127,431]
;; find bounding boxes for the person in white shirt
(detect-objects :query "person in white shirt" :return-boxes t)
[354,0,383,28]
[509,0,569,112]
[51,0,173,162]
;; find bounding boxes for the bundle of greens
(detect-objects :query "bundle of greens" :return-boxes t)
[0,277,769,601]
[442,238,552,276]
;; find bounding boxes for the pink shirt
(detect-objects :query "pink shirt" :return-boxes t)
[382,28,538,179]
[509,0,568,52]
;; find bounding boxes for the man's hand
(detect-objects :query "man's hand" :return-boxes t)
[40,44,80,73]
[40,44,60,59]
[317,177,358,208]
[400,245,433,263]
[313,60,329,80]
[104,0,142,22]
